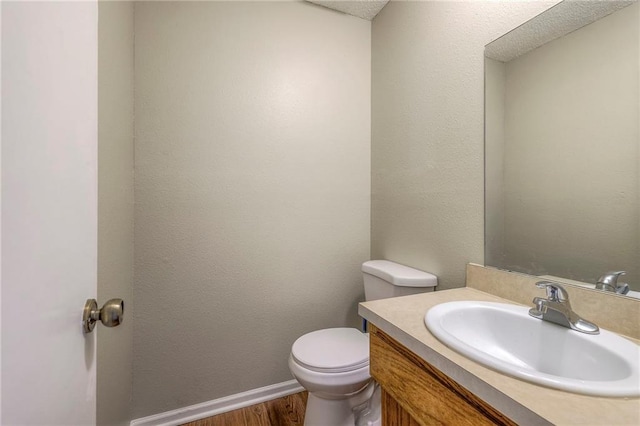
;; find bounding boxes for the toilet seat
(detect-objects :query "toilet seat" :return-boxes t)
[291,328,369,373]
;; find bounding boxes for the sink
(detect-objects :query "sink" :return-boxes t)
[425,301,640,397]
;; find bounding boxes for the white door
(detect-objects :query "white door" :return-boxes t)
[1,1,99,424]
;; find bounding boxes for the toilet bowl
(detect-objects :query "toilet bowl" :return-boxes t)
[289,328,374,426]
[289,260,438,426]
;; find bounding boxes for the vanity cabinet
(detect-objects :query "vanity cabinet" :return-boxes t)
[369,324,516,426]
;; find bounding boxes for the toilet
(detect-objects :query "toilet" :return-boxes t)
[289,260,437,426]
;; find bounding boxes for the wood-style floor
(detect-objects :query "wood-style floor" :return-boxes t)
[182,392,308,426]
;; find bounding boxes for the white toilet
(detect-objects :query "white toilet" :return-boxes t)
[289,260,437,426]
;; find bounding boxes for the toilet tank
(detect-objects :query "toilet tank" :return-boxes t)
[362,260,437,301]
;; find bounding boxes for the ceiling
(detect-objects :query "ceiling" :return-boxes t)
[306,0,390,21]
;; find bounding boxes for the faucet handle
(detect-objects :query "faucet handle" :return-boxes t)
[616,282,630,295]
[535,281,569,302]
[597,271,626,286]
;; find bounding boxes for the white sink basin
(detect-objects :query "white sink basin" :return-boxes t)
[425,301,640,397]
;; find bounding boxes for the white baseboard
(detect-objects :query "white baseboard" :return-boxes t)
[130,379,304,426]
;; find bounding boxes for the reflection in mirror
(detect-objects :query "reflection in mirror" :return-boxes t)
[485,1,639,297]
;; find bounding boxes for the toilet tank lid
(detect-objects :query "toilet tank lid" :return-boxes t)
[362,260,437,288]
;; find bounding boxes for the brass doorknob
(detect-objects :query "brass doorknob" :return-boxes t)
[83,298,124,333]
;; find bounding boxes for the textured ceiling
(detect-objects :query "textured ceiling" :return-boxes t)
[306,0,390,21]
[486,0,634,62]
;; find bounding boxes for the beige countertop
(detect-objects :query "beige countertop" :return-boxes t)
[359,287,640,426]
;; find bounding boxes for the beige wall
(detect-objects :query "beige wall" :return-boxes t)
[500,3,639,284]
[98,2,134,425]
[371,1,557,290]
[133,1,370,418]
[484,58,506,268]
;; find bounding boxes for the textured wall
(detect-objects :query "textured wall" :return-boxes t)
[371,0,557,290]
[98,2,134,425]
[133,2,370,418]
[499,3,639,285]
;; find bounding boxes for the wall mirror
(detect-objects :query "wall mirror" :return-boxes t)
[484,0,639,298]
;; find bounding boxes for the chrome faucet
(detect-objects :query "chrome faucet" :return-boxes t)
[529,281,599,334]
[596,271,629,295]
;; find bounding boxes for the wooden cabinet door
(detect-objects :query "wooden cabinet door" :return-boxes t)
[370,325,516,426]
